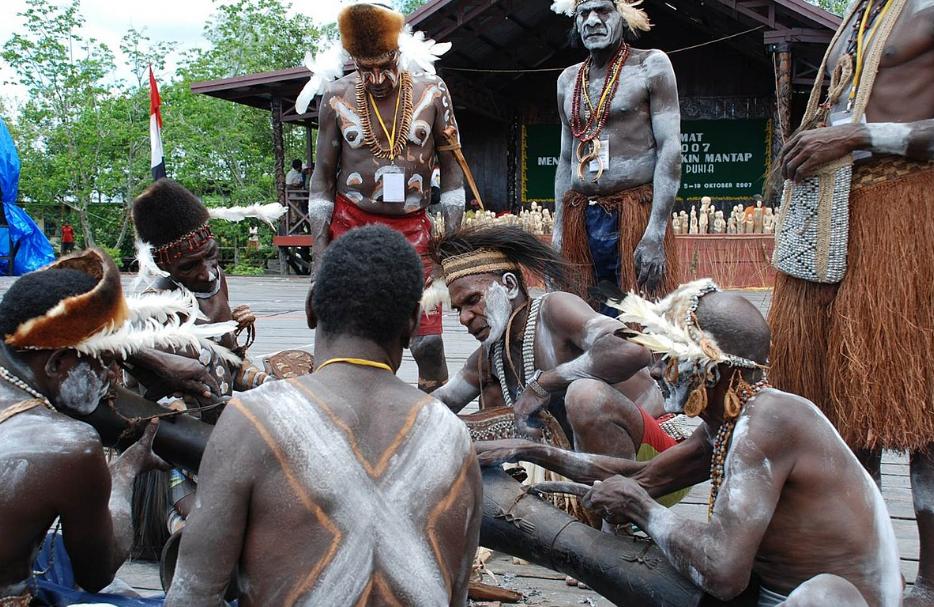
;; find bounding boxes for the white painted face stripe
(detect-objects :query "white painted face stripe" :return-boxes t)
[260,381,471,606]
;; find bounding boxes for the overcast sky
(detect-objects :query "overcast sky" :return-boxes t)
[0,0,345,108]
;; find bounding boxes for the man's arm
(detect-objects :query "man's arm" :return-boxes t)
[477,423,712,495]
[783,119,934,181]
[432,78,466,234]
[305,88,341,327]
[165,400,257,606]
[585,413,790,600]
[636,50,681,291]
[553,71,574,252]
[432,347,482,414]
[59,421,166,592]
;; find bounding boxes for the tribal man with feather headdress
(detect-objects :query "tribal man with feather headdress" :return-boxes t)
[481,279,902,605]
[297,1,465,393]
[551,0,681,307]
[0,249,234,606]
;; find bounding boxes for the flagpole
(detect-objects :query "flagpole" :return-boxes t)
[149,65,167,181]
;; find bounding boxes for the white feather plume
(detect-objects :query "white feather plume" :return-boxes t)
[397,28,451,75]
[420,279,451,313]
[550,0,577,16]
[125,289,207,324]
[612,288,716,363]
[296,43,348,115]
[132,239,170,292]
[208,203,287,228]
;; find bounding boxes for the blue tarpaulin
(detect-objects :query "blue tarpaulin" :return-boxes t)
[0,116,55,275]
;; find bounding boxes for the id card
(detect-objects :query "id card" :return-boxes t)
[589,139,610,173]
[382,166,406,203]
[830,111,871,161]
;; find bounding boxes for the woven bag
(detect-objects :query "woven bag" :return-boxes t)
[773,0,907,283]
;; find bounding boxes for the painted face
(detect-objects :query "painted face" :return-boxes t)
[356,52,401,99]
[51,353,112,416]
[576,0,624,51]
[161,237,220,293]
[449,273,521,346]
[651,357,705,414]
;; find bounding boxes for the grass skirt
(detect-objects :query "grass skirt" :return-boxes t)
[769,157,934,452]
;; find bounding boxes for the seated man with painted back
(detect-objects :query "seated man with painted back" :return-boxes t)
[430,225,685,483]
[0,249,235,605]
[484,281,902,605]
[166,225,482,606]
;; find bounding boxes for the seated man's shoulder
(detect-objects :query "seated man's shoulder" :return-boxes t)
[2,409,106,472]
[738,388,830,447]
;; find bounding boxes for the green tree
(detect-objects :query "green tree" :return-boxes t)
[2,0,117,245]
[809,0,848,16]
[394,0,430,14]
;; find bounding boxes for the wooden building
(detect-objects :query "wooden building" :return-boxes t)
[191,0,839,268]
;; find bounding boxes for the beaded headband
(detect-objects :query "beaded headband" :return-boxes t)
[604,278,762,370]
[152,223,213,266]
[440,249,521,286]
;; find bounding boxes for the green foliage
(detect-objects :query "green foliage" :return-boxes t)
[2,0,322,252]
[394,0,430,14]
[808,0,848,15]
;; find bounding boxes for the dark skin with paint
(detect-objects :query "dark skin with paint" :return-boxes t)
[433,272,662,461]
[305,51,465,389]
[554,0,682,292]
[0,346,167,599]
[165,305,481,606]
[778,3,934,604]
[479,293,898,604]
[126,237,254,404]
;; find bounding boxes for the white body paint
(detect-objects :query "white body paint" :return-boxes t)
[868,122,912,155]
[483,282,512,347]
[308,199,335,234]
[439,188,465,210]
[254,381,473,606]
[57,362,109,415]
[330,97,364,148]
[409,84,442,147]
[346,172,363,187]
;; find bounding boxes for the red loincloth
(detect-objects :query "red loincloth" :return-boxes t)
[769,157,934,452]
[329,193,442,336]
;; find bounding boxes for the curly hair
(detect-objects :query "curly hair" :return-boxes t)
[132,179,210,247]
[313,225,424,343]
[0,269,98,339]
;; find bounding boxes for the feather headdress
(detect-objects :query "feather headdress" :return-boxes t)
[5,249,240,364]
[550,0,653,34]
[295,14,451,114]
[207,202,287,228]
[601,278,758,369]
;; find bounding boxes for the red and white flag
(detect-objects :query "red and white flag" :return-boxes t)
[149,65,166,180]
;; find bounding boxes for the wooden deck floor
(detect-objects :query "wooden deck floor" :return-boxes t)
[0,276,917,604]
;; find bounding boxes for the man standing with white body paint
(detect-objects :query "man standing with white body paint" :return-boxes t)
[768,1,934,603]
[298,1,467,393]
[166,226,481,606]
[552,0,681,306]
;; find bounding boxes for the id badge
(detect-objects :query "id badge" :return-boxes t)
[382,165,406,203]
[830,112,871,161]
[589,139,610,173]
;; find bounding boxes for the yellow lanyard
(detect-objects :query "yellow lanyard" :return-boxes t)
[850,0,893,105]
[315,357,394,373]
[368,85,403,161]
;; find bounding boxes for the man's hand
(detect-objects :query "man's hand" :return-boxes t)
[118,420,171,473]
[781,124,866,182]
[152,354,221,401]
[231,304,256,331]
[582,475,650,525]
[634,235,666,293]
[475,438,538,467]
[514,390,550,440]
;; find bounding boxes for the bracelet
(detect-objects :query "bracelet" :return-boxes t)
[525,369,549,399]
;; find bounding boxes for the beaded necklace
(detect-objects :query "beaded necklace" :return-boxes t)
[490,297,543,407]
[570,43,629,180]
[356,71,414,161]
[0,365,55,411]
[707,377,770,519]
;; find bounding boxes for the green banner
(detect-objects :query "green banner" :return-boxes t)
[679,119,771,199]
[522,124,562,201]
[520,119,771,202]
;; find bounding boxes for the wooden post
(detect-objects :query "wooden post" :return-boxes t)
[271,95,288,275]
[769,43,793,204]
[305,119,314,169]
